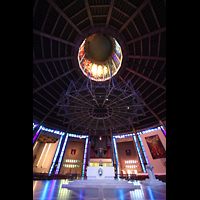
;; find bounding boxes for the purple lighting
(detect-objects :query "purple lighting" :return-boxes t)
[82,137,89,176]
[33,125,42,143]
[55,133,69,174]
[161,126,166,136]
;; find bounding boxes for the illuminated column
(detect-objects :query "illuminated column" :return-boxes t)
[33,125,43,147]
[130,125,147,167]
[160,125,166,137]
[134,132,147,166]
[110,141,114,166]
[110,127,115,166]
[133,135,146,173]
[48,133,65,175]
[137,132,150,165]
[112,137,120,178]
[55,133,69,174]
[82,136,89,177]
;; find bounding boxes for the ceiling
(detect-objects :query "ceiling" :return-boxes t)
[33,0,166,135]
[38,134,59,143]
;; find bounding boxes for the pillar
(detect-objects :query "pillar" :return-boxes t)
[55,133,69,174]
[82,136,89,176]
[113,137,120,178]
[110,141,114,166]
[48,133,65,176]
[134,132,147,166]
[109,126,115,166]
[33,125,43,147]
[133,135,146,173]
[131,124,147,172]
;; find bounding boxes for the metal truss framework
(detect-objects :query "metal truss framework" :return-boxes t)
[33,0,166,132]
[56,76,146,135]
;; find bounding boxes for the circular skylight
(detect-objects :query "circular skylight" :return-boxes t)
[78,33,122,82]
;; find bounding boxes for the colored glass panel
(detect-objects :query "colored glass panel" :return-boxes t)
[78,37,122,82]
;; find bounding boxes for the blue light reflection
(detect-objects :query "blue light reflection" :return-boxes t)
[48,180,57,199]
[146,186,154,200]
[118,189,124,200]
[40,181,50,200]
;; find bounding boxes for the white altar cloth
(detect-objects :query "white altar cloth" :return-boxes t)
[87,166,115,179]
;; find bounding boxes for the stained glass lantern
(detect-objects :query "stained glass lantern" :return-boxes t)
[78,33,123,82]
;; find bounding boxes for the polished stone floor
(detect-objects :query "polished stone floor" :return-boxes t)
[33,179,166,200]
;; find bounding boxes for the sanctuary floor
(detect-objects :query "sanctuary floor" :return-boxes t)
[33,179,166,200]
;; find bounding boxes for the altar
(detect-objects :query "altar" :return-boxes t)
[87,166,115,179]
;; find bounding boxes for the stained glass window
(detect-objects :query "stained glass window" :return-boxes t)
[78,35,123,82]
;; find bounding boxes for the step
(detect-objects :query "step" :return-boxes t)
[73,179,129,184]
[62,179,141,189]
[71,180,131,185]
